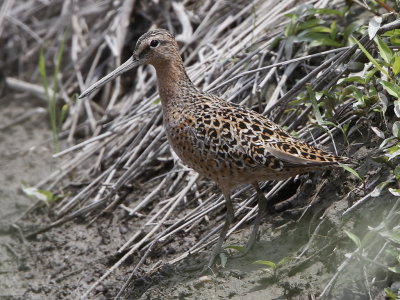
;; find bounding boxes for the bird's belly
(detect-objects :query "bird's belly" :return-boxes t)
[166,130,236,185]
[166,128,267,190]
[175,147,247,188]
[171,143,293,189]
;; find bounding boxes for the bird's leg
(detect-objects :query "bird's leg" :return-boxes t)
[230,182,267,259]
[206,192,234,268]
[246,182,267,250]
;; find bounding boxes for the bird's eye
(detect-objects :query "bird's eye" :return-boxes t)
[150,40,159,48]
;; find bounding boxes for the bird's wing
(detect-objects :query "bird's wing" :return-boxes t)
[185,100,347,170]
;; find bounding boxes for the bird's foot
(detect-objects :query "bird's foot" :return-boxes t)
[231,228,258,259]
[230,246,251,259]
[198,253,218,275]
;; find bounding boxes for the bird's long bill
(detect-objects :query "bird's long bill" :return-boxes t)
[78,56,139,99]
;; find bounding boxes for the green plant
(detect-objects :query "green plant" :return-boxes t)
[21,183,55,204]
[253,257,293,277]
[39,31,69,152]
[384,287,398,300]
[218,245,247,267]
[283,5,358,56]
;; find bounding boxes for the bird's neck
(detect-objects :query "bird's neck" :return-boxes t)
[154,58,196,102]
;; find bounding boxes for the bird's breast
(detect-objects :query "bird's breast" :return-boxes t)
[162,110,259,189]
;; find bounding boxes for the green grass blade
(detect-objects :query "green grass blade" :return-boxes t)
[253,260,276,269]
[389,188,400,197]
[393,55,400,75]
[351,36,391,79]
[307,85,324,126]
[338,162,364,181]
[344,230,362,249]
[381,80,400,98]
[374,36,393,64]
[38,48,49,100]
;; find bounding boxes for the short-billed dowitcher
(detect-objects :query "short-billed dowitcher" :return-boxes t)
[79,29,349,268]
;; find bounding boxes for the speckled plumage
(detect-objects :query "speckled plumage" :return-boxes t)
[80,29,350,268]
[165,92,348,193]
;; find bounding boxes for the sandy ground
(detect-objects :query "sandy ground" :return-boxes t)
[0,95,54,298]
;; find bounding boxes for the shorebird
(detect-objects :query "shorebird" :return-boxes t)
[79,29,349,268]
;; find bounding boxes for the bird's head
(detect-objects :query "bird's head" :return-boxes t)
[134,29,180,66]
[79,29,179,99]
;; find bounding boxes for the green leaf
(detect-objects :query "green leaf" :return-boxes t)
[60,104,69,125]
[305,33,342,47]
[330,21,338,40]
[379,137,395,150]
[342,123,350,135]
[385,287,398,299]
[313,8,344,16]
[365,68,379,84]
[378,92,388,114]
[393,55,400,75]
[393,121,400,138]
[284,17,297,37]
[153,97,161,105]
[338,76,365,85]
[382,29,400,37]
[277,257,293,267]
[307,85,336,127]
[349,86,364,103]
[306,26,332,33]
[224,245,247,253]
[338,163,364,181]
[344,230,362,249]
[389,188,400,197]
[371,126,385,139]
[385,144,400,160]
[38,48,50,100]
[351,36,391,79]
[394,165,400,180]
[343,22,359,43]
[284,13,296,19]
[390,36,400,46]
[374,36,393,64]
[381,80,400,98]
[394,100,400,118]
[297,18,321,31]
[371,181,391,197]
[308,85,323,124]
[253,260,276,269]
[369,84,379,97]
[22,185,54,203]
